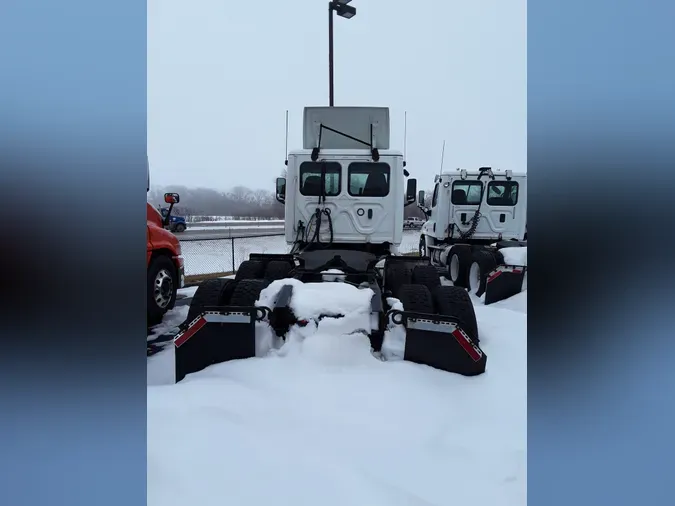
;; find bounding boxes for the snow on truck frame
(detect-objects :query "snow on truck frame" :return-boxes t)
[171,107,492,382]
[418,167,527,305]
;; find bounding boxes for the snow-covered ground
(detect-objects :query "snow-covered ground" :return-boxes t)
[148,251,527,506]
[181,231,422,276]
[188,224,284,231]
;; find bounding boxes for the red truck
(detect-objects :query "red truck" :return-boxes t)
[147,192,185,325]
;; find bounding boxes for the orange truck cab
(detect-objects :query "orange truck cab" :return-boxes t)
[147,167,185,324]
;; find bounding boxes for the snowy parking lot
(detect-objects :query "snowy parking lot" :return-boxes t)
[147,248,527,506]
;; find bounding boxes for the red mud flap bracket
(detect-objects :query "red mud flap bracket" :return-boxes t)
[389,310,487,376]
[484,265,526,305]
[173,306,269,383]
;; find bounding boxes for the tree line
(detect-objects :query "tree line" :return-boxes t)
[148,184,430,221]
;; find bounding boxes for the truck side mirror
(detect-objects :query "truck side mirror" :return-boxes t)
[164,193,180,204]
[405,178,417,206]
[276,177,286,204]
[162,193,180,227]
[417,190,425,206]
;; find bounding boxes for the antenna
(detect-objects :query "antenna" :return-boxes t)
[439,140,446,177]
[284,110,289,166]
[403,111,408,167]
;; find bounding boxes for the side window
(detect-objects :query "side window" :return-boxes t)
[487,181,519,206]
[451,181,483,205]
[431,183,440,207]
[299,161,341,197]
[347,162,390,197]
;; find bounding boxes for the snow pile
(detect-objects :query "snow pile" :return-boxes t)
[147,275,527,506]
[499,247,527,291]
[255,279,377,365]
[320,268,345,282]
[380,297,406,361]
[147,305,189,343]
[500,246,527,266]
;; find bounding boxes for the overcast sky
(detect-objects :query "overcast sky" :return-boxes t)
[148,0,526,191]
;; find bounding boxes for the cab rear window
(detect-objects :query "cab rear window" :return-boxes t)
[451,181,483,205]
[347,162,390,197]
[487,181,519,206]
[299,162,341,196]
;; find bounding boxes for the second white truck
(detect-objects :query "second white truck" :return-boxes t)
[418,167,527,303]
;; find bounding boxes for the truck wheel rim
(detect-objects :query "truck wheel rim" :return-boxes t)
[450,255,459,281]
[469,262,481,293]
[154,269,174,309]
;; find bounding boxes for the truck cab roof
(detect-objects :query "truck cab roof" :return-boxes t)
[288,149,403,158]
[438,169,526,179]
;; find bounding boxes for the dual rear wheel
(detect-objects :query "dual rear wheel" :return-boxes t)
[447,246,504,297]
[187,259,294,322]
[390,264,480,344]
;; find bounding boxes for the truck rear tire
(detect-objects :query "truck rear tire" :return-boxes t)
[468,249,499,297]
[175,223,186,233]
[230,279,268,307]
[385,262,411,299]
[397,284,434,313]
[265,260,293,281]
[235,260,265,281]
[433,286,479,343]
[147,255,178,326]
[412,265,441,293]
[448,245,472,287]
[186,278,236,324]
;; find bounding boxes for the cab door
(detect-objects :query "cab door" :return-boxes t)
[295,160,343,242]
[340,160,397,243]
[482,179,523,237]
[449,179,485,237]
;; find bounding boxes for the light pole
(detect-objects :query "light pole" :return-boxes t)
[328,0,356,106]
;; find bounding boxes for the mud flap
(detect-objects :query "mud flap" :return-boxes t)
[390,310,487,376]
[173,307,268,383]
[484,265,526,305]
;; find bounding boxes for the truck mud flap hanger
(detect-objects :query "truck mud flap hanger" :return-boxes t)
[483,265,527,306]
[173,306,270,383]
[173,280,489,382]
[387,309,487,376]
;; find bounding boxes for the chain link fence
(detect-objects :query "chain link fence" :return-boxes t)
[180,230,421,283]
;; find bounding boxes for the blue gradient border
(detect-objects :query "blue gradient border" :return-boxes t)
[529,1,675,505]
[0,1,147,505]
[2,0,675,505]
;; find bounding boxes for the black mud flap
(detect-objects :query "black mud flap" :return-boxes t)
[173,306,269,383]
[484,265,526,305]
[390,310,487,376]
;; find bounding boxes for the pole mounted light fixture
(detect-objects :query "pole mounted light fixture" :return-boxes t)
[328,0,357,106]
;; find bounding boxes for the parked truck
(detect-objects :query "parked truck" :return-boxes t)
[147,162,185,325]
[170,106,497,383]
[403,216,425,229]
[159,208,187,233]
[417,167,527,303]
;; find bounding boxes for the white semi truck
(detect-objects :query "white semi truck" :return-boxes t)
[417,167,527,302]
